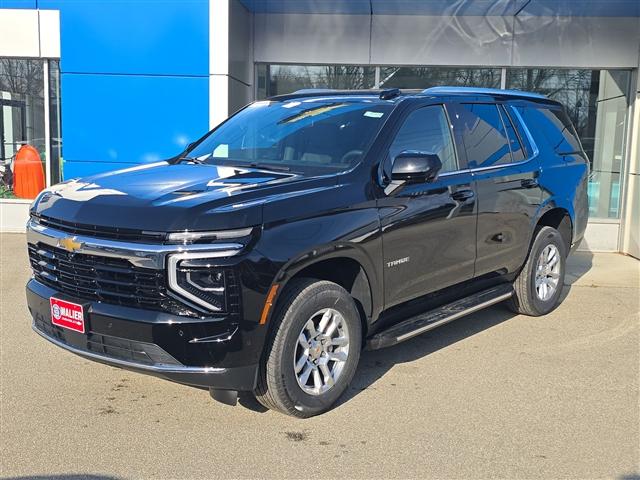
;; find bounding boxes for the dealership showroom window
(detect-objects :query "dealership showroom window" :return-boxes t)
[0,59,62,199]
[258,65,631,220]
[2,62,629,224]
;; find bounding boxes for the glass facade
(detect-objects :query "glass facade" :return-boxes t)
[379,66,501,89]
[257,64,376,98]
[0,58,61,200]
[507,69,631,219]
[49,60,62,185]
[258,64,632,219]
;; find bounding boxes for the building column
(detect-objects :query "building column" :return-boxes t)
[621,70,640,259]
[209,0,253,129]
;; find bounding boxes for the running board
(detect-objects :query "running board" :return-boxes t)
[366,284,514,350]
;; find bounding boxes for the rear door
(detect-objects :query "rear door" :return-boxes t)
[378,103,477,308]
[451,102,542,277]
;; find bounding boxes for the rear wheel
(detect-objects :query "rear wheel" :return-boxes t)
[508,226,567,316]
[254,278,362,418]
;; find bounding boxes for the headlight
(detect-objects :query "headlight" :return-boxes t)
[175,266,227,312]
[167,252,237,312]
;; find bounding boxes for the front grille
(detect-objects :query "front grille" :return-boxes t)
[34,316,182,366]
[28,242,241,317]
[28,242,195,315]
[33,214,165,243]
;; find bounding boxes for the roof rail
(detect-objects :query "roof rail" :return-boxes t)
[422,86,548,100]
[292,88,338,94]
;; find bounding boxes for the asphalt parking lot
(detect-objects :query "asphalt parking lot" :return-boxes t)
[1,232,639,479]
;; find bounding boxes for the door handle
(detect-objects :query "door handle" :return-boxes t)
[521,178,539,189]
[450,189,475,201]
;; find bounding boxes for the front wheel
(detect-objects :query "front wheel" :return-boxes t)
[254,279,362,418]
[508,226,567,316]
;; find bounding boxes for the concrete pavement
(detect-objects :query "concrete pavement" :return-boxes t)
[1,232,638,479]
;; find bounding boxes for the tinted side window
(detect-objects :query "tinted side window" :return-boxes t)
[458,103,511,168]
[550,108,584,154]
[388,105,457,174]
[499,105,525,162]
[520,106,584,156]
[506,105,534,158]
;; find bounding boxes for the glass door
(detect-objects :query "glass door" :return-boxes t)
[0,58,46,199]
[0,98,27,197]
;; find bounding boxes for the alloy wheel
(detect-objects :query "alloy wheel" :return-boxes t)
[293,308,350,396]
[535,244,561,301]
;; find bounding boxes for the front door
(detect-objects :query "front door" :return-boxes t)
[378,103,477,309]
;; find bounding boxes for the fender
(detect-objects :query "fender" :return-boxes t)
[255,241,383,331]
[532,148,589,249]
[532,196,575,231]
[254,180,385,330]
[529,197,575,252]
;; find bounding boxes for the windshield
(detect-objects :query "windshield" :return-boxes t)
[186,97,393,174]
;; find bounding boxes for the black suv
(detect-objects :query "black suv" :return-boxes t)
[26,87,588,417]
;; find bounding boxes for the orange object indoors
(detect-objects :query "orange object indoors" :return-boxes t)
[13,145,45,199]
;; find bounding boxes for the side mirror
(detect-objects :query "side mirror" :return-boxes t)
[391,151,442,183]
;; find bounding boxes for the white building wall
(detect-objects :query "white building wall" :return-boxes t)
[0,8,60,233]
[0,9,40,57]
[209,0,254,128]
[39,10,61,58]
[209,0,230,129]
[0,9,60,58]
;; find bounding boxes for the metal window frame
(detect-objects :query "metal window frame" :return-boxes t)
[0,58,57,189]
[43,60,51,187]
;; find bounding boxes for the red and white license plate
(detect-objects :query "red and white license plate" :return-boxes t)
[50,297,85,333]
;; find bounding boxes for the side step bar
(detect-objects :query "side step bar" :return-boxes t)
[366,284,514,350]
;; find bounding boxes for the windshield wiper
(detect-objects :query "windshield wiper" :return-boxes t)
[230,162,292,172]
[179,157,293,173]
[177,156,207,165]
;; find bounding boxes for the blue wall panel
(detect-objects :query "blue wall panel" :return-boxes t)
[0,0,37,7]
[39,0,209,76]
[61,73,209,179]
[9,0,214,180]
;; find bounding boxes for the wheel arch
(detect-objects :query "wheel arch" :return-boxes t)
[267,249,379,339]
[533,201,574,253]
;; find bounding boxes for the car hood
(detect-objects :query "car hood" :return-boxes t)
[32,161,338,232]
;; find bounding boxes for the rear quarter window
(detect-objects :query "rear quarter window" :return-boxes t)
[519,105,584,156]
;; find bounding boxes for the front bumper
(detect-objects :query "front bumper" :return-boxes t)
[27,279,260,391]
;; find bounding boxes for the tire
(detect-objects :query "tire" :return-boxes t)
[254,278,362,418]
[508,226,567,316]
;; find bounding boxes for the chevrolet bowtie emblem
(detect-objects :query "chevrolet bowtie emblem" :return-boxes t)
[58,236,83,253]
